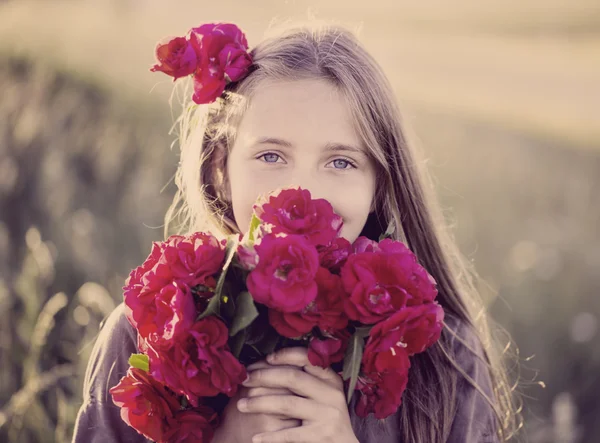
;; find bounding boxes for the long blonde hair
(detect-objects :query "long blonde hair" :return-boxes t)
[164,22,523,442]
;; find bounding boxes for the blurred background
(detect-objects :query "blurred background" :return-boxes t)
[0,0,599,441]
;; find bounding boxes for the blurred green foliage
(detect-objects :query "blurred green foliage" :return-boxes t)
[0,56,176,442]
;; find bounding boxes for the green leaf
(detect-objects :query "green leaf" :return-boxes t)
[378,219,396,241]
[354,325,373,338]
[230,329,246,359]
[214,235,240,298]
[197,293,221,320]
[247,213,261,245]
[229,291,259,336]
[198,235,240,321]
[128,354,149,372]
[342,332,365,404]
[254,329,280,355]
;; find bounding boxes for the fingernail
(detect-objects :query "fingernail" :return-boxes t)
[242,374,251,385]
[237,399,248,411]
[266,353,275,362]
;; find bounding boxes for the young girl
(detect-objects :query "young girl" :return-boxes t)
[73,22,521,443]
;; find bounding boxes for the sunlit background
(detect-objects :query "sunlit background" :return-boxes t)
[0,0,599,441]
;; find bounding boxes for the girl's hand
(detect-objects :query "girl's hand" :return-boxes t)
[237,347,359,443]
[211,360,301,443]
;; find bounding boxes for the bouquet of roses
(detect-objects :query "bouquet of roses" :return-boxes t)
[109,187,445,442]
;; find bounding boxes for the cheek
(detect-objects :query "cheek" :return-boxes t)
[227,156,281,233]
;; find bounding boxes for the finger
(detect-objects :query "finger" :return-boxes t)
[247,361,301,373]
[247,360,270,371]
[238,395,325,421]
[246,387,292,397]
[243,367,341,402]
[252,424,323,443]
[267,348,343,389]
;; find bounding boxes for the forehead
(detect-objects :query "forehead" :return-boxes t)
[236,79,362,147]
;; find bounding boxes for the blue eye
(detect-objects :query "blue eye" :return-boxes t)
[259,153,281,163]
[331,158,355,169]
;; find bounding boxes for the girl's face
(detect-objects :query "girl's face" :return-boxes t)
[226,79,376,243]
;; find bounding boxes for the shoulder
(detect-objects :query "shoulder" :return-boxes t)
[72,303,148,443]
[82,302,138,403]
[444,315,500,442]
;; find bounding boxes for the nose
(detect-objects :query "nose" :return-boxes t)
[283,171,328,202]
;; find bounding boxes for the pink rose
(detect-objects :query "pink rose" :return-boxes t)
[150,36,198,80]
[351,236,380,253]
[109,367,180,442]
[268,267,348,338]
[157,232,225,288]
[236,243,259,271]
[164,407,219,443]
[340,244,438,324]
[355,369,409,419]
[254,188,343,247]
[307,330,350,368]
[247,234,319,313]
[364,304,444,371]
[147,316,246,406]
[317,237,352,273]
[123,241,165,293]
[190,23,252,104]
[125,281,195,349]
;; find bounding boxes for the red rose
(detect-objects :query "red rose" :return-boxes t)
[236,243,259,271]
[317,237,352,272]
[109,367,180,442]
[254,188,343,247]
[190,23,252,104]
[307,330,350,368]
[355,369,409,419]
[351,236,380,253]
[340,244,438,324]
[123,242,165,293]
[247,234,319,313]
[268,267,348,337]
[164,407,219,443]
[125,281,195,349]
[147,316,246,406]
[158,232,225,288]
[365,303,444,368]
[150,36,198,80]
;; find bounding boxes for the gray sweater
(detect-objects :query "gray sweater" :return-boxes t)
[72,303,500,442]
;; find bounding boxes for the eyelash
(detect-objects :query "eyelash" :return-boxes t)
[256,152,357,170]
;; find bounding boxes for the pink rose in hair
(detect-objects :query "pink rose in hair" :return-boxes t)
[254,188,343,247]
[150,36,198,80]
[109,367,180,442]
[147,316,247,406]
[247,234,319,313]
[268,267,348,338]
[190,23,252,104]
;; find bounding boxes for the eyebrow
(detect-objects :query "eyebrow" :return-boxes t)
[254,137,366,156]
